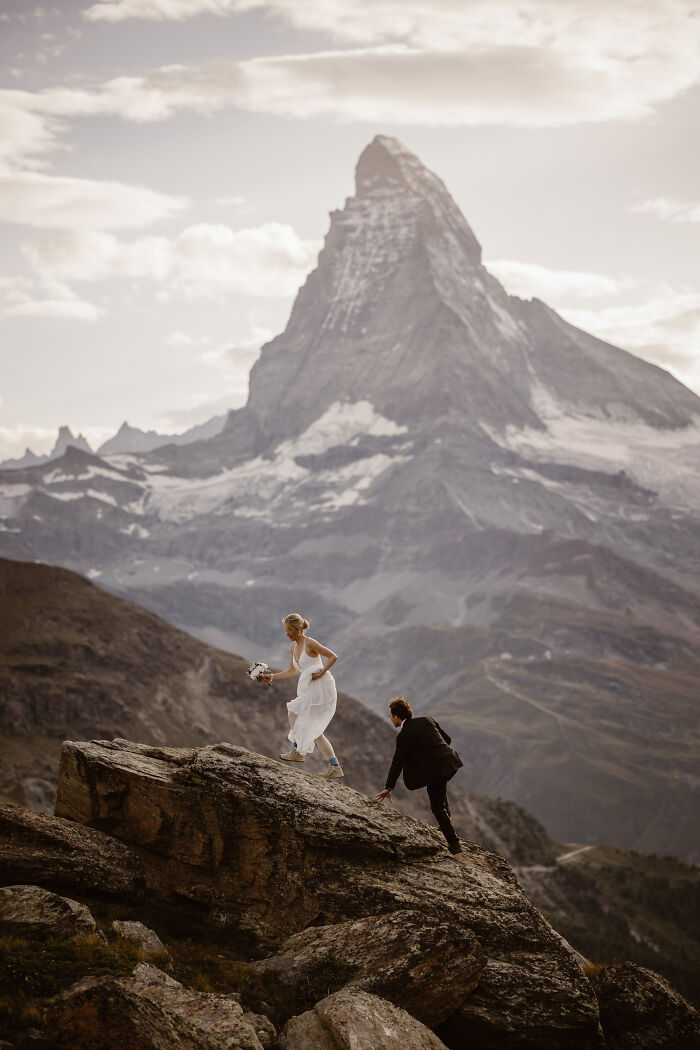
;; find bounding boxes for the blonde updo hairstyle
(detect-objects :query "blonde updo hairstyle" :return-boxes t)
[283,612,310,633]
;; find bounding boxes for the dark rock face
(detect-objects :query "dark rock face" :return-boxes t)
[251,909,485,1027]
[54,738,603,1049]
[590,963,700,1050]
[0,801,146,900]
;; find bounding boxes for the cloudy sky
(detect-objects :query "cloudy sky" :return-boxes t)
[1,0,699,459]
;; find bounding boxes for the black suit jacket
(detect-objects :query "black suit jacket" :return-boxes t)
[385,715,463,791]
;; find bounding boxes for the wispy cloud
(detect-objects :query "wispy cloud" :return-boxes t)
[79,1,700,125]
[487,257,700,395]
[629,197,700,223]
[24,222,320,300]
[486,259,632,301]
[562,289,700,391]
[4,295,102,321]
[165,330,211,347]
[0,170,188,230]
[8,0,700,153]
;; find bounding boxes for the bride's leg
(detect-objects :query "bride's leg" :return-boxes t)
[315,734,340,766]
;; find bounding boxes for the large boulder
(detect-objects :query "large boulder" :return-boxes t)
[437,953,605,1049]
[44,975,218,1050]
[251,908,484,1026]
[0,800,145,899]
[0,884,98,940]
[125,963,264,1049]
[590,962,700,1050]
[283,988,449,1050]
[44,966,266,1050]
[54,739,604,1049]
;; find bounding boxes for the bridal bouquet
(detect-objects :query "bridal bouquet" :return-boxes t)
[247,660,271,684]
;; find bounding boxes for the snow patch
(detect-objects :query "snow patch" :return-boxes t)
[87,568,102,579]
[44,464,126,485]
[277,400,407,458]
[484,404,700,515]
[148,401,408,523]
[120,523,150,538]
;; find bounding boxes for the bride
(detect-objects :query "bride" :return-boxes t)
[260,613,342,779]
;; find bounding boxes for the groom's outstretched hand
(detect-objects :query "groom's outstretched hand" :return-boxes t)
[374,789,392,803]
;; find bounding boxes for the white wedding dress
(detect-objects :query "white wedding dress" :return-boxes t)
[287,644,337,755]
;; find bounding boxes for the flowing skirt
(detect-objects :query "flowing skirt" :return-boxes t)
[287,668,337,755]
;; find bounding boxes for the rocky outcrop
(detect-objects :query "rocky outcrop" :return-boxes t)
[590,963,700,1050]
[251,908,485,1027]
[282,988,450,1050]
[0,884,98,940]
[0,800,146,899]
[55,738,603,1048]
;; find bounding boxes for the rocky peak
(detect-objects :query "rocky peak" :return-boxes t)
[51,425,92,458]
[354,134,482,263]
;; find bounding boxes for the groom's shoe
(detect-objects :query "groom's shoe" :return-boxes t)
[280,750,304,762]
[320,764,344,779]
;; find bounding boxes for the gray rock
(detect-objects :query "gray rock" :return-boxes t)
[112,920,169,958]
[590,962,700,1050]
[284,989,449,1050]
[0,885,98,940]
[44,975,217,1049]
[45,969,265,1050]
[242,1011,277,1050]
[55,738,603,1048]
[0,801,146,900]
[126,963,264,1050]
[437,953,606,1049]
[252,908,484,1026]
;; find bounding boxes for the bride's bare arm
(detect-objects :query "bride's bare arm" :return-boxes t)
[306,637,338,679]
[261,646,296,683]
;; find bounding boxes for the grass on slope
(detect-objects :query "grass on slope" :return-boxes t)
[543,847,700,1007]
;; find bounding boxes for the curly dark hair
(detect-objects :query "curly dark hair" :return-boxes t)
[388,696,413,721]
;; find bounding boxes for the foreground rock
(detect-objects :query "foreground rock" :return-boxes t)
[252,908,484,1027]
[283,988,449,1050]
[45,976,218,1050]
[0,884,98,940]
[590,962,700,1050]
[0,800,145,899]
[126,963,264,1049]
[45,965,266,1050]
[55,739,603,1048]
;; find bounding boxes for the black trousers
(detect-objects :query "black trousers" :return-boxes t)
[426,778,459,847]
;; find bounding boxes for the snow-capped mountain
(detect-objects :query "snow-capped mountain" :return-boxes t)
[2,136,699,860]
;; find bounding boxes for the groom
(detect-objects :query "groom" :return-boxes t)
[374,697,463,855]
